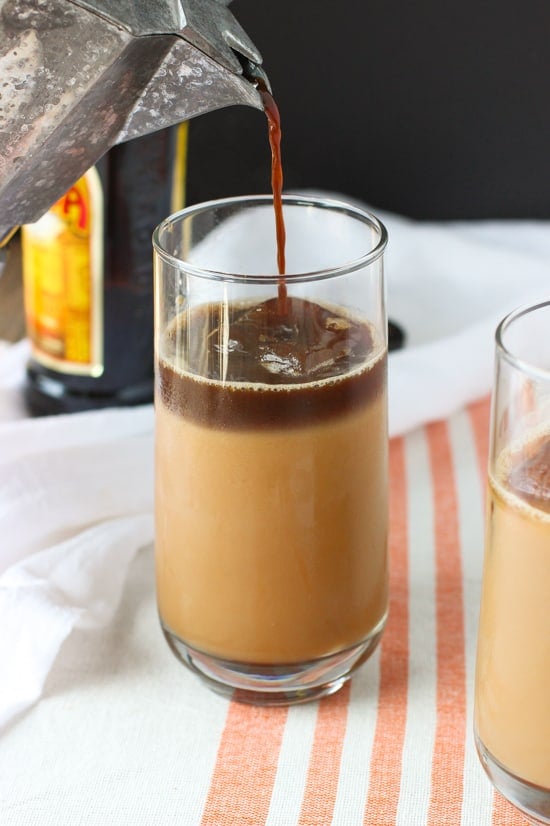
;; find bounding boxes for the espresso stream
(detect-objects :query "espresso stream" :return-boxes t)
[257,78,287,309]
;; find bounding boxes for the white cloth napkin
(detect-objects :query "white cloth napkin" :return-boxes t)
[0,398,154,728]
[1,201,550,730]
[378,209,550,433]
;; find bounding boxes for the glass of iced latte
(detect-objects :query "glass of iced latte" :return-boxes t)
[475,300,550,823]
[153,194,388,705]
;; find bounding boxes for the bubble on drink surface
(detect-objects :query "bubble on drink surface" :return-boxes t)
[259,351,302,377]
[325,317,352,332]
[213,338,244,354]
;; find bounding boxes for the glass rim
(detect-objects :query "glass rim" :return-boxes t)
[152,193,388,284]
[496,298,550,381]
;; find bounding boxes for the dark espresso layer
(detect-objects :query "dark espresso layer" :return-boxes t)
[158,296,386,430]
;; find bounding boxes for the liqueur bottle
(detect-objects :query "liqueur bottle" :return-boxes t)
[21,125,187,415]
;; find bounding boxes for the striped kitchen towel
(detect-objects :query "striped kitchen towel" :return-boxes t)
[0,398,525,825]
[197,398,523,826]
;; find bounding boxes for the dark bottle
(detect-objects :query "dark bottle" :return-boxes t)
[21,125,187,415]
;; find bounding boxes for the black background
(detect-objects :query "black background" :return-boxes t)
[186,0,550,220]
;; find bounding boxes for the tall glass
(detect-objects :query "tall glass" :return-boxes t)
[153,194,388,705]
[475,300,550,823]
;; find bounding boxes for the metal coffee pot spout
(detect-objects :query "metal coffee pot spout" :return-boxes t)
[0,0,265,243]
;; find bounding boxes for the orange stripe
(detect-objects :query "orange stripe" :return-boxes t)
[468,396,491,484]
[297,681,351,825]
[492,793,527,825]
[200,703,288,826]
[426,420,467,824]
[364,436,409,825]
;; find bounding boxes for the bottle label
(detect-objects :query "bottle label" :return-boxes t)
[21,168,104,376]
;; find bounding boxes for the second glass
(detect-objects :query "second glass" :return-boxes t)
[475,300,550,824]
[153,194,388,705]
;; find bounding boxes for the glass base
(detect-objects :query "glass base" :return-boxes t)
[161,616,386,706]
[476,733,550,825]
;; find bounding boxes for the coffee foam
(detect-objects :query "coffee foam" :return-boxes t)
[157,297,387,431]
[160,345,385,393]
[160,297,384,391]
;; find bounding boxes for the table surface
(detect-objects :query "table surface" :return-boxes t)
[0,392,529,826]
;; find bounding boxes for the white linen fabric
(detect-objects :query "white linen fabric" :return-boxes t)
[0,203,549,733]
[378,208,550,433]
[0,404,504,825]
[0,403,154,729]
